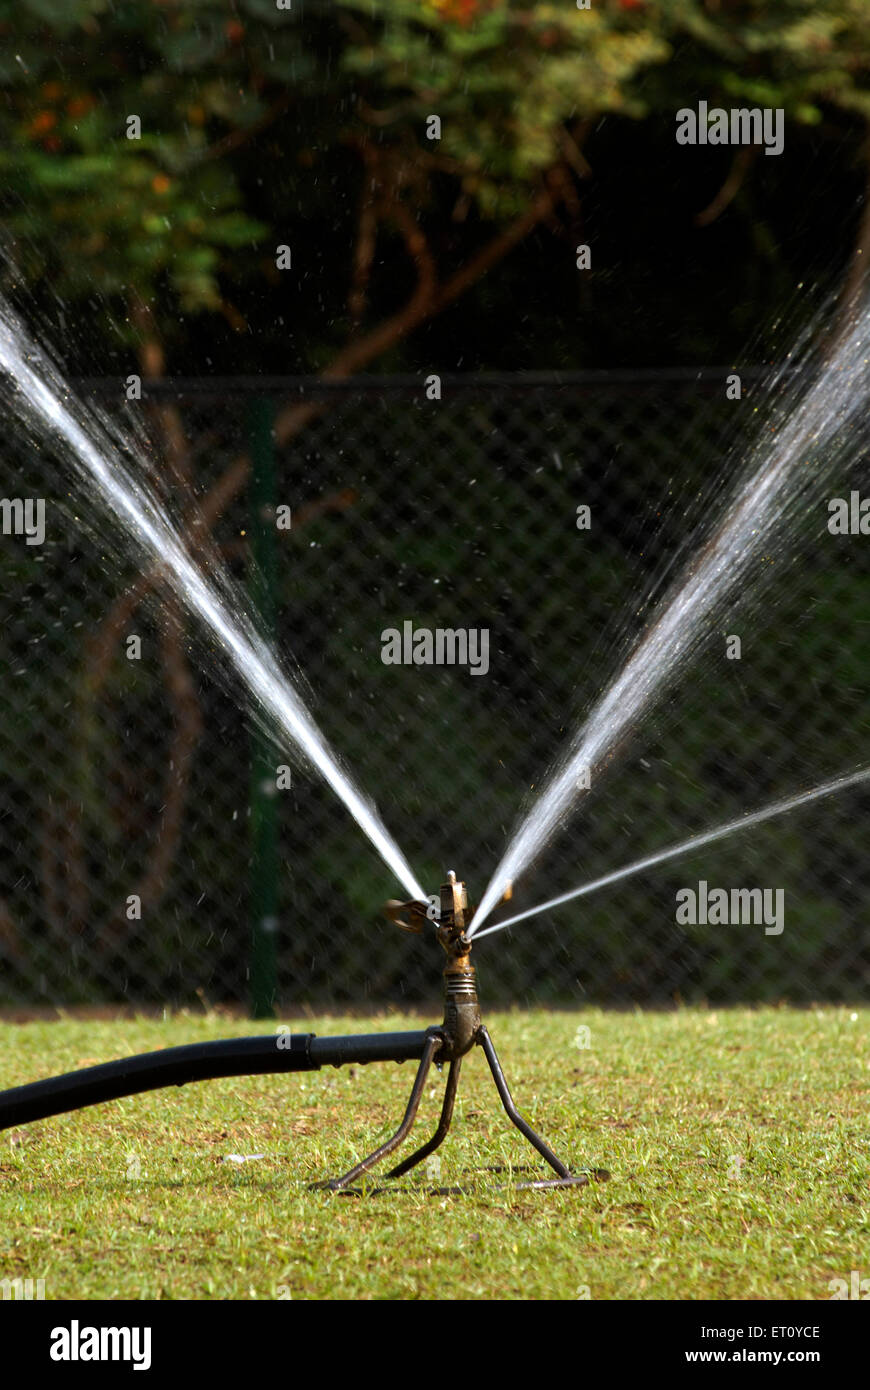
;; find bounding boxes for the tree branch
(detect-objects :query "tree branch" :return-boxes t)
[695,146,756,227]
[96,598,203,960]
[274,182,557,447]
[191,92,295,167]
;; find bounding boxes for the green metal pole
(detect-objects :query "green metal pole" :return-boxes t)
[248,396,278,1019]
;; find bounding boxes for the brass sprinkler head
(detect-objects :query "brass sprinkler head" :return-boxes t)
[383,871,480,1059]
[437,871,480,1059]
[436,869,473,962]
[382,868,475,950]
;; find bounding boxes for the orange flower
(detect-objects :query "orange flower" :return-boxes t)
[67,94,96,118]
[30,110,57,135]
[151,174,171,195]
[429,0,499,24]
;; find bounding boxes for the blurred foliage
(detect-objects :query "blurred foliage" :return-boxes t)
[0,1,867,366]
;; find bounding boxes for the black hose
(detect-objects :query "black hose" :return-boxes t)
[0,1029,435,1131]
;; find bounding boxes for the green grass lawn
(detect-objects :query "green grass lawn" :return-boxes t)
[0,1007,868,1300]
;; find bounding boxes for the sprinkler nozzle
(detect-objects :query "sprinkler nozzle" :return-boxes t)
[437,874,480,1058]
[383,874,480,1057]
[436,869,474,952]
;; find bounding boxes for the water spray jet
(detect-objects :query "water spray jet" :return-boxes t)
[0,874,606,1195]
[473,764,870,942]
[470,303,870,935]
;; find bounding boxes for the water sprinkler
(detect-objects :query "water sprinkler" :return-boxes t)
[322,872,602,1192]
[0,875,605,1194]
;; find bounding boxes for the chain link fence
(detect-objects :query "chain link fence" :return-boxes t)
[1,371,868,1010]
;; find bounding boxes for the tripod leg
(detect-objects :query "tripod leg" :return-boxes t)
[477,1025,571,1180]
[317,1031,441,1191]
[385,1055,462,1179]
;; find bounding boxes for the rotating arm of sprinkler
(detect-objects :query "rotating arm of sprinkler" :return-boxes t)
[384,869,472,951]
[383,898,430,934]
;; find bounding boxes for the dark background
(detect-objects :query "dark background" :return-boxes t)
[0,0,868,1009]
